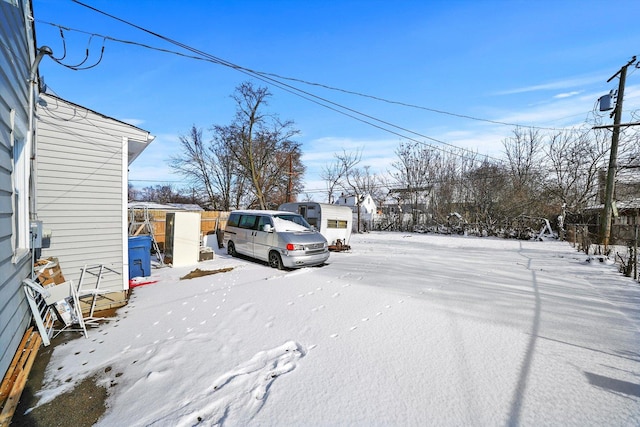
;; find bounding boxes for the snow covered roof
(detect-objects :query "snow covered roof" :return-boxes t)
[128,202,203,211]
[617,167,640,184]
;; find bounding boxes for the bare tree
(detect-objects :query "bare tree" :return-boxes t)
[463,159,509,226]
[137,184,203,205]
[224,82,303,210]
[332,149,364,231]
[502,127,545,217]
[503,127,543,185]
[320,160,347,204]
[354,165,384,206]
[430,150,469,223]
[128,182,139,201]
[170,83,304,211]
[169,125,219,208]
[209,125,251,210]
[545,127,608,217]
[391,141,438,227]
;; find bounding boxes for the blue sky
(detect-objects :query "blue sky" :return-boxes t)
[32,0,640,200]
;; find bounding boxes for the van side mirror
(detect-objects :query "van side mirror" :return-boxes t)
[263,224,273,233]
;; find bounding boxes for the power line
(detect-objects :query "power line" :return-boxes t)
[57,3,508,164]
[52,4,578,158]
[38,18,584,135]
[66,3,588,133]
[48,2,635,190]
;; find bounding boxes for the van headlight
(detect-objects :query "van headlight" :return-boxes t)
[286,243,304,251]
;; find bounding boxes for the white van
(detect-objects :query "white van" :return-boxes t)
[224,210,330,269]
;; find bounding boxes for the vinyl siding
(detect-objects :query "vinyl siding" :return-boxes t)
[0,0,36,380]
[36,93,153,294]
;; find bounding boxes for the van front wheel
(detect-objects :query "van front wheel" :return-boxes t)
[269,251,284,270]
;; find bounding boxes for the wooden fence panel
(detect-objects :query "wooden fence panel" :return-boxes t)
[129,210,230,246]
[201,211,230,237]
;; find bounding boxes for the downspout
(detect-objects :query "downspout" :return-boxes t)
[27,46,52,221]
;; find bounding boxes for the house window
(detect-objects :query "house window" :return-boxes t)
[11,109,30,261]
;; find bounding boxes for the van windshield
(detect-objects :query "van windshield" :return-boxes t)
[273,214,312,232]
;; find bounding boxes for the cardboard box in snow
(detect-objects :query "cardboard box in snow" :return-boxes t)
[35,257,66,286]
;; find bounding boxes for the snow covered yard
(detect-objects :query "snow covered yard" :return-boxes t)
[33,233,640,426]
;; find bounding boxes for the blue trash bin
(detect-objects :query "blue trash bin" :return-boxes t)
[128,235,152,279]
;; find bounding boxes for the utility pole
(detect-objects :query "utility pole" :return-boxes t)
[602,56,637,249]
[286,152,295,203]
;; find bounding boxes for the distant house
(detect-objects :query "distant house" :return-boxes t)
[335,193,378,231]
[583,166,640,243]
[36,93,155,303]
[0,0,41,381]
[603,167,640,241]
[386,186,434,227]
[612,168,640,221]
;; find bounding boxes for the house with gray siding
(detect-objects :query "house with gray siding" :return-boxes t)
[0,0,41,380]
[36,93,155,304]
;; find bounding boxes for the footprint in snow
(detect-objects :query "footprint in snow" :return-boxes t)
[161,341,305,427]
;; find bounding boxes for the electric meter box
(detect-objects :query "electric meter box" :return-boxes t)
[599,94,613,111]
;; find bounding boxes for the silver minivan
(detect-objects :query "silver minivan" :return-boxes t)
[224,210,330,269]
